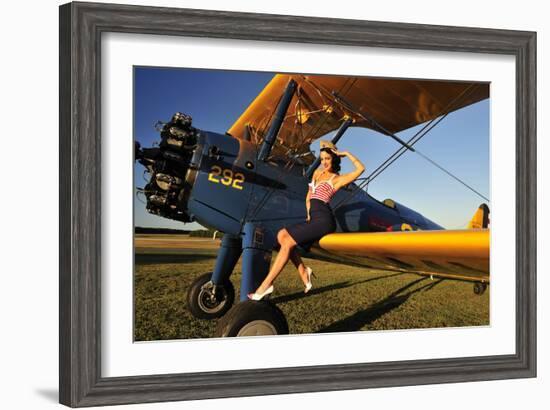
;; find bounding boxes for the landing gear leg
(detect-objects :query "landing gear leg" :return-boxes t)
[238,223,276,301]
[186,234,242,319]
[215,224,290,337]
[211,234,242,286]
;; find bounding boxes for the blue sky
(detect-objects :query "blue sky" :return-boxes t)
[134,66,489,230]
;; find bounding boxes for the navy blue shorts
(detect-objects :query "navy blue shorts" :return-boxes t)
[286,199,336,251]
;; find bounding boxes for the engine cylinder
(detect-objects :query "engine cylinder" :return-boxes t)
[135,112,199,223]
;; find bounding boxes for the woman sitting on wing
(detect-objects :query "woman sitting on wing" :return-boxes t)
[248,141,365,300]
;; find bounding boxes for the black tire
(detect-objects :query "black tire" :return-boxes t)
[186,272,235,320]
[473,282,488,295]
[215,300,289,337]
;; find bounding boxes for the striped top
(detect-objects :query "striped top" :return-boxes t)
[309,174,337,203]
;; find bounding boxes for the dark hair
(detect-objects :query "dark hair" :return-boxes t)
[320,147,341,173]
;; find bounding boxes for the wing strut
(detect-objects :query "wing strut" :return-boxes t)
[331,91,416,152]
[258,79,297,161]
[305,116,354,179]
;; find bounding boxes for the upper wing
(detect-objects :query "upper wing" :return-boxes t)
[317,229,490,282]
[227,74,489,162]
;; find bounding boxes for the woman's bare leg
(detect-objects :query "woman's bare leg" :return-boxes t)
[289,248,308,285]
[253,229,296,294]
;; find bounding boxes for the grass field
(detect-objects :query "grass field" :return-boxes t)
[134,235,489,341]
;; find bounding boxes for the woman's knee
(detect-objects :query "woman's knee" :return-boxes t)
[277,229,296,250]
[277,229,289,244]
[282,238,296,250]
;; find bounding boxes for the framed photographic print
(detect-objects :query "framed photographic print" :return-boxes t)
[59,1,536,407]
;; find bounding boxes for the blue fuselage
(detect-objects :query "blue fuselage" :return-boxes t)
[185,131,443,237]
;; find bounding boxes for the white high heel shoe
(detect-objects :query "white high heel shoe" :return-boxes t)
[304,267,316,293]
[248,285,274,301]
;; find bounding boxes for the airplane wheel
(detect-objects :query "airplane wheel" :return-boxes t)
[473,282,488,295]
[215,300,289,337]
[186,272,235,320]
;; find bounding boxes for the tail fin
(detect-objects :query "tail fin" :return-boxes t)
[467,203,490,229]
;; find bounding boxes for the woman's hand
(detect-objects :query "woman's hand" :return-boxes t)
[330,148,348,157]
[330,150,365,190]
[306,213,311,222]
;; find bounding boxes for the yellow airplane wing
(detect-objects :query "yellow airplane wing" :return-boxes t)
[317,229,489,283]
[227,74,489,162]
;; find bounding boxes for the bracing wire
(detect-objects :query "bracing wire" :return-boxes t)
[333,83,490,210]
[414,150,490,202]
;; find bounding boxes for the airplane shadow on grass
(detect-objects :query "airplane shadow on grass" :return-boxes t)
[314,277,445,333]
[269,272,407,304]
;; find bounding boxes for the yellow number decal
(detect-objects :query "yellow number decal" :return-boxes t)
[232,173,244,190]
[221,169,233,186]
[208,165,221,183]
[208,166,245,190]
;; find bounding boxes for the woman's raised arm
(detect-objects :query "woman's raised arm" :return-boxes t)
[332,150,365,190]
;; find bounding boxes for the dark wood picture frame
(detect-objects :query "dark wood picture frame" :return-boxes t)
[59,1,536,407]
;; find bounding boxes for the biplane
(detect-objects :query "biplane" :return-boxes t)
[135,73,490,337]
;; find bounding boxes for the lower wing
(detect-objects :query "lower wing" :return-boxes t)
[317,229,490,283]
